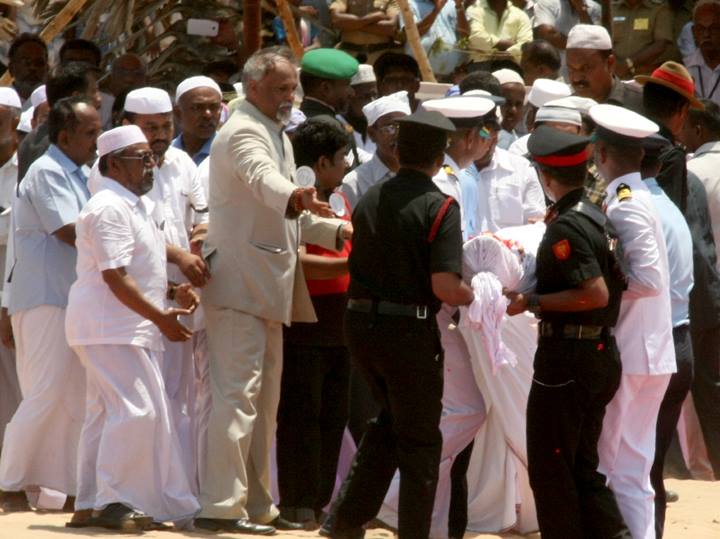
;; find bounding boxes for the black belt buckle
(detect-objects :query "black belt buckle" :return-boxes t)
[416,305,428,320]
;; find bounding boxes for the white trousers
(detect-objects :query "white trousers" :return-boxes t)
[198,305,282,523]
[193,329,211,489]
[599,373,671,539]
[0,305,84,495]
[0,340,21,450]
[74,343,199,522]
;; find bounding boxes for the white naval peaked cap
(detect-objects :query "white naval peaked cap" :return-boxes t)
[589,103,659,138]
[535,103,582,127]
[97,125,148,157]
[175,75,222,103]
[545,95,598,115]
[124,87,173,114]
[351,64,376,86]
[0,87,22,109]
[17,108,32,133]
[362,90,411,126]
[567,24,612,51]
[30,85,47,108]
[492,68,524,86]
[423,96,496,118]
[527,79,571,108]
[285,108,307,133]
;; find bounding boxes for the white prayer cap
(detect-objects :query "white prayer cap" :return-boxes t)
[567,24,612,51]
[285,108,307,133]
[351,64,376,86]
[17,108,32,133]
[30,85,46,108]
[423,96,496,128]
[545,96,597,115]
[535,104,582,127]
[363,90,411,126]
[124,87,173,114]
[175,75,222,103]
[492,68,524,86]
[0,87,21,109]
[527,79,571,108]
[97,125,148,157]
[589,103,659,140]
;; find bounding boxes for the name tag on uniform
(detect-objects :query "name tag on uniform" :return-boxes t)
[613,16,626,22]
[633,18,649,30]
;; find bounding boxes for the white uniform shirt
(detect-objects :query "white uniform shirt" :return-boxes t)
[687,141,720,271]
[339,153,394,211]
[433,153,465,238]
[66,177,167,351]
[460,147,546,236]
[508,133,530,156]
[605,172,676,376]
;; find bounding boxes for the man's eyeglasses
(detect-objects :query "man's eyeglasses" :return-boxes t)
[377,123,399,135]
[114,152,155,165]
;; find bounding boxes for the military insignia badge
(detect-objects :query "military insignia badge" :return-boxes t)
[443,164,455,176]
[616,183,632,201]
[552,239,571,260]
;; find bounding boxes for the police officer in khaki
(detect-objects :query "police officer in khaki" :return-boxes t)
[612,0,674,77]
[330,0,402,63]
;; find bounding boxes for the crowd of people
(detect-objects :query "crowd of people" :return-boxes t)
[0,1,719,538]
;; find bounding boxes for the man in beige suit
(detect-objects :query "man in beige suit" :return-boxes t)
[194,46,351,536]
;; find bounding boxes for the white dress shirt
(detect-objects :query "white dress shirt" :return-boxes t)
[0,153,17,300]
[339,153,394,211]
[605,172,676,375]
[460,147,546,236]
[433,153,466,238]
[685,48,720,106]
[687,140,720,271]
[66,177,167,352]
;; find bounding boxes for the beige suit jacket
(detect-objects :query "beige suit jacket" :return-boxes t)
[202,99,342,325]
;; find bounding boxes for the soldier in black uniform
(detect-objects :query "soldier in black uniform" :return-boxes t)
[505,126,631,539]
[320,110,474,539]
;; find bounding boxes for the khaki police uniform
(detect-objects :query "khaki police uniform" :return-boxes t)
[330,0,402,62]
[612,0,673,75]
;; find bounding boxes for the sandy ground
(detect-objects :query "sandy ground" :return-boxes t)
[0,479,717,539]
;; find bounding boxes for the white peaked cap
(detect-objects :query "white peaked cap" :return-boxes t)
[527,79,571,107]
[536,104,582,127]
[124,87,173,114]
[589,103,659,138]
[97,125,148,157]
[17,108,32,133]
[567,24,612,50]
[462,89,491,97]
[175,75,222,103]
[0,87,22,109]
[30,85,47,108]
[423,96,496,118]
[492,68,524,86]
[351,64,376,86]
[362,90,411,126]
[545,95,598,115]
[285,108,307,133]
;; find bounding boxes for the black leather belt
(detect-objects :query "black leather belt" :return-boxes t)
[347,298,429,320]
[340,41,393,53]
[538,322,606,340]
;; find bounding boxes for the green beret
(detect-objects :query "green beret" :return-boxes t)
[301,49,359,80]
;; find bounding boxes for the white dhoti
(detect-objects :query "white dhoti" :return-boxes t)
[0,305,84,495]
[598,373,672,539]
[74,343,199,522]
[0,341,21,450]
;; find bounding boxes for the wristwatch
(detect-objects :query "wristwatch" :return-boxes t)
[526,293,541,316]
[625,57,636,75]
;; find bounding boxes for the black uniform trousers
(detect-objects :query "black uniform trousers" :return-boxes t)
[526,334,631,539]
[328,309,444,539]
[651,324,694,539]
[276,343,350,518]
[690,325,720,477]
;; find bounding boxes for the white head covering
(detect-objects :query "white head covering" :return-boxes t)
[492,68,524,86]
[589,103,659,138]
[535,104,582,127]
[17,108,33,133]
[527,79,571,108]
[567,24,612,51]
[545,95,598,115]
[422,96,496,119]
[351,64,376,86]
[30,85,47,108]
[284,108,307,133]
[175,75,222,103]
[362,90,411,126]
[124,87,173,114]
[0,87,22,109]
[97,125,148,157]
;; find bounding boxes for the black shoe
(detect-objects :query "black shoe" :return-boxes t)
[666,489,680,503]
[84,502,152,531]
[195,517,276,535]
[268,515,304,530]
[318,522,365,539]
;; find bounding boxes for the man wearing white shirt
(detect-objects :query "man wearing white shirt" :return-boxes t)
[340,91,410,211]
[122,87,210,493]
[66,125,199,530]
[591,104,676,539]
[685,1,720,106]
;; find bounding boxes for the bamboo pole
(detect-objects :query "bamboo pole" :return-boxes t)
[396,0,436,83]
[276,0,304,60]
[0,0,91,86]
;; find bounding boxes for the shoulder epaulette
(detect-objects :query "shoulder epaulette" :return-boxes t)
[571,200,607,227]
[616,183,632,202]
